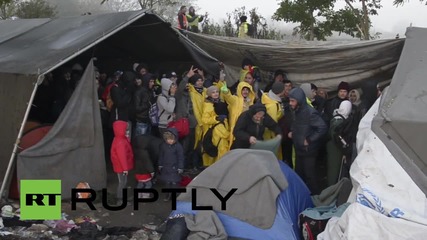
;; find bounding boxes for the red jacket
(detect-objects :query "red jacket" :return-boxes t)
[111,120,134,173]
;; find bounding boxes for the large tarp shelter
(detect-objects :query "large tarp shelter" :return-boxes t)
[187,32,405,91]
[372,27,427,196]
[318,27,427,239]
[0,10,220,198]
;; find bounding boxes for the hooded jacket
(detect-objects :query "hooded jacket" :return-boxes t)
[158,128,184,183]
[110,80,131,123]
[231,103,281,149]
[175,75,207,149]
[202,98,230,166]
[110,120,134,173]
[134,74,156,123]
[222,81,256,147]
[157,78,176,128]
[289,88,327,156]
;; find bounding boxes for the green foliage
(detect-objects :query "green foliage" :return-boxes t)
[15,0,56,18]
[0,0,16,19]
[393,0,426,6]
[201,7,284,40]
[274,0,382,40]
[273,0,335,40]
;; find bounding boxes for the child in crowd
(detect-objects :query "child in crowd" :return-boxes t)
[158,128,185,201]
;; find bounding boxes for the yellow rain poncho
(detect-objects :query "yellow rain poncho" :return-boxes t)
[201,100,230,166]
[188,84,206,149]
[221,81,255,148]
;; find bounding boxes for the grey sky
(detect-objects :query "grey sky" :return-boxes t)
[196,0,427,38]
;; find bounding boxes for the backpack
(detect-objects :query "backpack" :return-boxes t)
[332,113,355,155]
[149,102,161,126]
[168,118,190,139]
[202,122,222,157]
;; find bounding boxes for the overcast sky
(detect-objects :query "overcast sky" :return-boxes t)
[196,0,427,38]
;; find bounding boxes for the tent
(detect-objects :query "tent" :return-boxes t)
[187,32,405,92]
[0,10,220,198]
[319,27,427,239]
[171,150,313,240]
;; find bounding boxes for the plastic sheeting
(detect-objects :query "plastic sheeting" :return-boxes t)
[172,161,313,240]
[187,32,404,92]
[372,27,427,196]
[319,94,427,239]
[17,60,106,199]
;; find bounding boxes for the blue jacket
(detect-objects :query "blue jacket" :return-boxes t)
[289,88,327,156]
[158,128,184,183]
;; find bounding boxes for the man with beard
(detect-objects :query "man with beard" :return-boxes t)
[231,103,281,149]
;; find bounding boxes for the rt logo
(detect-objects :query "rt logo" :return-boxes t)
[20,180,61,220]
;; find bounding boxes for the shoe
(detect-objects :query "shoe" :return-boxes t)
[163,193,171,202]
[138,193,152,199]
[116,199,123,206]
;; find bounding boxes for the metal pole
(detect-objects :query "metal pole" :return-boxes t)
[0,74,44,200]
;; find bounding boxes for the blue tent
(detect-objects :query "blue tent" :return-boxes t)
[172,161,313,240]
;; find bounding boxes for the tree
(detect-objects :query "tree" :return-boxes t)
[0,0,16,19]
[393,0,426,5]
[273,0,335,40]
[15,0,56,18]
[340,0,381,40]
[100,0,194,24]
[274,0,381,40]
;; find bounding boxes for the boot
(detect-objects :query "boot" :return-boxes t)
[163,193,171,202]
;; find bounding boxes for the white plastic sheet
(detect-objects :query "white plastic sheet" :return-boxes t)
[319,96,427,239]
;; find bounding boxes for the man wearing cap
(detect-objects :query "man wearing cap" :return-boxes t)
[231,103,281,149]
[167,72,178,84]
[323,81,350,124]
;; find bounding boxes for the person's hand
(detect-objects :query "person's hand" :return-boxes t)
[276,134,282,140]
[249,136,257,144]
[220,81,228,93]
[122,171,128,176]
[178,169,184,174]
[304,139,309,146]
[186,65,198,78]
[219,70,226,81]
[288,132,292,139]
[170,84,177,96]
[216,115,226,123]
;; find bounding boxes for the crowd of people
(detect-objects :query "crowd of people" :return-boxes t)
[98,58,382,204]
[29,58,381,204]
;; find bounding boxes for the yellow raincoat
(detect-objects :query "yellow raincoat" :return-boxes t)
[188,84,206,149]
[201,100,230,166]
[261,93,284,159]
[221,81,255,148]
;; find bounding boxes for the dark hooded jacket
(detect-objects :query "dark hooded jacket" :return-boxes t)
[231,103,281,149]
[158,128,185,183]
[110,77,132,124]
[134,74,156,123]
[289,88,327,156]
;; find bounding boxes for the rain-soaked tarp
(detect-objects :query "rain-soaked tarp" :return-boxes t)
[0,10,220,195]
[18,60,106,199]
[187,32,405,91]
[372,27,427,196]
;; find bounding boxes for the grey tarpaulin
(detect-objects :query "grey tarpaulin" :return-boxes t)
[18,60,106,199]
[187,32,404,92]
[0,10,220,193]
[372,27,427,196]
[178,149,288,229]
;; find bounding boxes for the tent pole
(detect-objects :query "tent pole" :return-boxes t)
[0,75,43,201]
